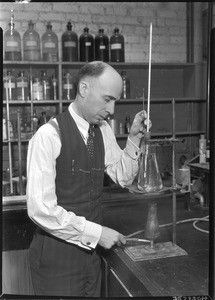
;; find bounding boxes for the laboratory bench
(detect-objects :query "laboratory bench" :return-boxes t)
[2,189,209,297]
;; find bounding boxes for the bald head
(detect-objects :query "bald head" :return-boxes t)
[75,61,122,96]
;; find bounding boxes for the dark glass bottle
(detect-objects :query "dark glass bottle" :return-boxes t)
[41,22,58,62]
[23,20,41,61]
[110,27,125,62]
[95,29,109,62]
[121,70,130,99]
[4,13,22,61]
[16,71,29,101]
[41,70,51,100]
[51,74,58,100]
[62,21,78,62]
[79,27,94,62]
[3,70,16,100]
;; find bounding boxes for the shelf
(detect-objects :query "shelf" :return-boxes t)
[3,61,59,66]
[118,97,206,104]
[3,100,62,105]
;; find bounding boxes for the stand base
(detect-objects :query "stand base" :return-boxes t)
[124,241,187,261]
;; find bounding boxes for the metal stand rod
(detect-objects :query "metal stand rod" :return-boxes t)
[172,98,177,246]
[5,78,13,195]
[17,110,23,195]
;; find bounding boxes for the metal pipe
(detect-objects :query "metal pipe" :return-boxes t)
[17,110,23,195]
[186,2,194,62]
[5,77,13,195]
[172,99,176,246]
[206,2,213,141]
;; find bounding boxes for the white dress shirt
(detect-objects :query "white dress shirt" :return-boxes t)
[26,103,141,250]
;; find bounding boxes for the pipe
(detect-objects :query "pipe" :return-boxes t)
[17,110,23,195]
[186,2,194,62]
[206,2,213,141]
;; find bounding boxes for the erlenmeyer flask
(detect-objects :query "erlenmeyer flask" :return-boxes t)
[138,144,163,192]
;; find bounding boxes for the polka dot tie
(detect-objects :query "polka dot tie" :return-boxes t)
[87,125,94,158]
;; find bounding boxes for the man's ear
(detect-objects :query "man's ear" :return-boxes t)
[79,80,88,98]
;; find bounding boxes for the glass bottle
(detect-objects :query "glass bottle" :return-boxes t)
[110,27,125,62]
[62,21,78,62]
[206,140,210,163]
[124,114,131,134]
[95,29,109,62]
[23,20,41,61]
[138,144,163,193]
[38,111,50,127]
[199,134,206,163]
[4,12,22,61]
[62,72,75,100]
[41,21,58,62]
[41,70,51,100]
[121,70,130,99]
[79,27,94,62]
[51,74,58,100]
[32,76,43,100]
[3,70,16,100]
[16,71,29,101]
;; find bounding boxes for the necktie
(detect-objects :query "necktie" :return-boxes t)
[87,125,94,157]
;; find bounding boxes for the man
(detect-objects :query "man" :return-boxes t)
[26,61,150,297]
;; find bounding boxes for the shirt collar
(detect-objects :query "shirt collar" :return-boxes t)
[68,102,89,140]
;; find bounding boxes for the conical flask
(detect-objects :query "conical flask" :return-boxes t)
[138,144,163,192]
[144,202,160,241]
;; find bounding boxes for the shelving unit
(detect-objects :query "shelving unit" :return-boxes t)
[2,60,207,197]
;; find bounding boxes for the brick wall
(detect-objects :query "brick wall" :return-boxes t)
[1,2,214,63]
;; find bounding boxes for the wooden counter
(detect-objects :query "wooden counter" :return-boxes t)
[2,189,209,297]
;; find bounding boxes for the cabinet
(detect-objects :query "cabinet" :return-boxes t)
[2,60,206,198]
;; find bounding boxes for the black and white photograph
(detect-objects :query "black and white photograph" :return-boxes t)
[1,1,215,299]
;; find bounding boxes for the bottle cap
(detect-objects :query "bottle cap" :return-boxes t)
[200,134,205,139]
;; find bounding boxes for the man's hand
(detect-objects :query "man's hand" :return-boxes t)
[98,226,126,249]
[128,110,152,147]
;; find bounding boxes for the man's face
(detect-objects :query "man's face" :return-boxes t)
[80,69,123,124]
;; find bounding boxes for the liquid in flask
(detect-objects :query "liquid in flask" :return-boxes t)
[138,144,163,193]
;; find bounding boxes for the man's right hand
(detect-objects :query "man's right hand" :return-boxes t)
[98,226,126,249]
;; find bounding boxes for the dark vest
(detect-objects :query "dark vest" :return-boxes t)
[54,109,105,224]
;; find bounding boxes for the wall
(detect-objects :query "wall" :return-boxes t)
[0,1,213,63]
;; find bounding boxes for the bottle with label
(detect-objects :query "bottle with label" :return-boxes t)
[121,70,130,99]
[16,71,29,101]
[110,27,125,62]
[23,20,41,61]
[79,27,94,62]
[41,22,58,62]
[32,76,43,100]
[41,70,51,100]
[62,72,75,100]
[62,21,78,62]
[51,74,58,100]
[206,140,210,163]
[199,134,206,163]
[3,70,16,100]
[4,11,22,61]
[95,29,109,62]
[124,114,131,134]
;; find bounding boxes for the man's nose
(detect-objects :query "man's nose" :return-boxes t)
[106,101,115,115]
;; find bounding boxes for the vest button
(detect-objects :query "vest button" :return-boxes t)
[87,242,91,245]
